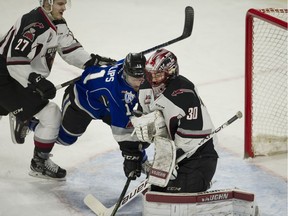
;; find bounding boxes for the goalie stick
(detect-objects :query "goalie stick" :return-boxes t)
[84,111,243,216]
[55,6,194,90]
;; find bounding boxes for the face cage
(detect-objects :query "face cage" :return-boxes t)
[145,70,170,87]
[39,0,53,6]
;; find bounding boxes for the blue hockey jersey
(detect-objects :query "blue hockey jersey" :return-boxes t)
[72,60,140,142]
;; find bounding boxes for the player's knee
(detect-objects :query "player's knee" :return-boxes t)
[36,102,61,129]
[56,125,78,145]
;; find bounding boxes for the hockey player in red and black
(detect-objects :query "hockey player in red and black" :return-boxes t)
[0,0,116,179]
[57,52,150,180]
[131,49,218,193]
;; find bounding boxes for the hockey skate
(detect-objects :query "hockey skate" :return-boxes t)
[29,150,66,180]
[9,113,30,144]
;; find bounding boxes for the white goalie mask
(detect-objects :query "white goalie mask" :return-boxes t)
[145,49,179,97]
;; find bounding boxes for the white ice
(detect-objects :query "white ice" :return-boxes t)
[0,0,287,215]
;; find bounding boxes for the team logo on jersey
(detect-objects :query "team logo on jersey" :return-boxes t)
[47,32,53,43]
[22,22,44,42]
[122,91,135,104]
[45,46,57,71]
[171,89,194,96]
[23,28,36,42]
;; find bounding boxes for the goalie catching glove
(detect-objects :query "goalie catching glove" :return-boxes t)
[131,110,168,143]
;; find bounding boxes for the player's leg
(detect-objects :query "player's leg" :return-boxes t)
[0,75,48,144]
[151,157,218,193]
[0,105,9,116]
[0,59,66,178]
[57,86,92,145]
[0,105,8,121]
[29,101,67,179]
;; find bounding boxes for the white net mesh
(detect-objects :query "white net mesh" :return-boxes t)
[251,8,287,156]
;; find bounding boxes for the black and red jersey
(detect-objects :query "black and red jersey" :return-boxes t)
[0,7,90,87]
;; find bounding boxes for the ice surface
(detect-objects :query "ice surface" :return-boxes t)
[0,0,286,215]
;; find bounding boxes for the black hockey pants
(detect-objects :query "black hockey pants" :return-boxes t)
[0,55,48,121]
[151,157,218,193]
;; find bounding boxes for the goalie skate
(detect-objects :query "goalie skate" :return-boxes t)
[9,113,29,144]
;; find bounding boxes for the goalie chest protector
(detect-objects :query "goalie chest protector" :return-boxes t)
[143,188,259,216]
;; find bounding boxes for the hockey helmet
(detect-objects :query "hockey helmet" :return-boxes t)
[39,0,71,11]
[145,49,179,87]
[123,53,146,78]
[39,0,53,7]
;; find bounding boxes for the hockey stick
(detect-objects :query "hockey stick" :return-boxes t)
[55,76,81,90]
[55,6,194,90]
[84,111,243,216]
[110,171,135,216]
[176,111,243,164]
[140,6,194,55]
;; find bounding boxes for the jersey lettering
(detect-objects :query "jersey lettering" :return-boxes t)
[105,67,116,82]
[124,103,131,116]
[15,39,29,51]
[45,46,57,71]
[187,107,198,120]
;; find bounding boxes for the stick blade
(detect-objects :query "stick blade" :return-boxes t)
[84,194,114,216]
[182,6,194,38]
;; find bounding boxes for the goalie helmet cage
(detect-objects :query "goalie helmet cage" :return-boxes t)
[244,8,288,158]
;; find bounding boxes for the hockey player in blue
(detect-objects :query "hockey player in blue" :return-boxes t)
[57,53,150,179]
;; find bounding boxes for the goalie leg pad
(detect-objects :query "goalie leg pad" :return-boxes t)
[148,136,176,187]
[143,189,259,216]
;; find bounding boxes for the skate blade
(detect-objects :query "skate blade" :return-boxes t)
[28,171,66,181]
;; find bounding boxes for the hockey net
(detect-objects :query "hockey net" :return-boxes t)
[245,8,288,157]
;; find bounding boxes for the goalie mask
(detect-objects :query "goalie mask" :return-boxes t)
[145,49,179,96]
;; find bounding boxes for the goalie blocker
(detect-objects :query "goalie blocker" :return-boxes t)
[143,188,259,216]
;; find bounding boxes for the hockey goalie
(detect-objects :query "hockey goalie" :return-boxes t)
[131,49,259,216]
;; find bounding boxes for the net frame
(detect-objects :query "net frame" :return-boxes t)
[245,8,288,158]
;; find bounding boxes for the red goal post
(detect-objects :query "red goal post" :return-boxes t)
[245,8,288,158]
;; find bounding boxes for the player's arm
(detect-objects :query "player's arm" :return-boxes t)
[173,90,214,154]
[55,20,116,69]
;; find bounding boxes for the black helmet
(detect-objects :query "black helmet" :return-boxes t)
[123,53,146,78]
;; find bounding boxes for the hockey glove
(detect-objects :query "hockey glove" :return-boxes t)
[84,54,117,68]
[122,151,143,180]
[131,110,168,143]
[28,72,56,100]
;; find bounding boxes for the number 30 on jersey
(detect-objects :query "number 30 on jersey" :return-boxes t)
[187,107,198,120]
